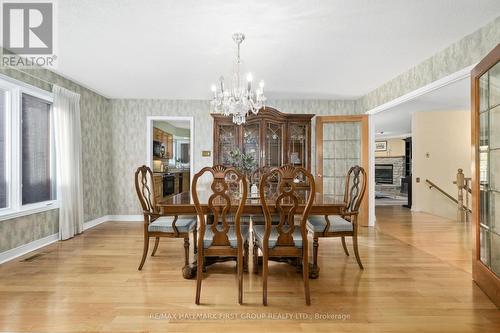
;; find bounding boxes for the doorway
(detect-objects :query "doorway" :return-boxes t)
[146,116,194,198]
[368,69,472,224]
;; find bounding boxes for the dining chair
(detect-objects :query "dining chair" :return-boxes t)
[191,165,249,305]
[134,165,197,271]
[252,165,316,305]
[307,165,367,270]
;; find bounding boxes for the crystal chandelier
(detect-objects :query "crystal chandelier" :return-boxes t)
[210,33,266,125]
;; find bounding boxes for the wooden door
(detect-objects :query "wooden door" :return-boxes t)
[316,115,369,226]
[471,44,500,308]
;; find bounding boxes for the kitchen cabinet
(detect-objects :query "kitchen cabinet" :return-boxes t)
[153,128,162,141]
[153,127,174,159]
[212,107,314,172]
[182,172,190,192]
[166,134,173,159]
[153,174,163,203]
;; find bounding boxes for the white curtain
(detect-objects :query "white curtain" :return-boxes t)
[53,85,84,240]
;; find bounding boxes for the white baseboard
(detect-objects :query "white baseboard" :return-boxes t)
[83,215,110,230]
[0,214,143,265]
[0,233,59,265]
[107,215,142,222]
[83,215,142,230]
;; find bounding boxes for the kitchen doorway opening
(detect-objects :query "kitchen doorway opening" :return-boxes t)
[146,116,194,199]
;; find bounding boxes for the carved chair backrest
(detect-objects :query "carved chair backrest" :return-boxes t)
[251,166,272,186]
[191,165,248,248]
[343,165,367,215]
[134,165,159,222]
[259,165,315,247]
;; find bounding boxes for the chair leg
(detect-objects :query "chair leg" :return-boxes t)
[138,235,149,271]
[193,226,198,255]
[341,236,350,256]
[302,248,311,305]
[244,240,249,273]
[313,236,319,268]
[184,237,190,266]
[296,254,302,273]
[352,232,364,270]
[262,252,268,306]
[151,237,160,256]
[195,248,203,305]
[238,247,244,305]
[252,236,259,274]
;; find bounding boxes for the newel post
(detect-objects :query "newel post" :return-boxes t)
[456,169,465,223]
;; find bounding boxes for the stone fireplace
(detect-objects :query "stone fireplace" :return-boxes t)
[375,156,406,196]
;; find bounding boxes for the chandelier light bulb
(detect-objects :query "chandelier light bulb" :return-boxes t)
[259,80,265,88]
[246,73,253,82]
[211,85,216,92]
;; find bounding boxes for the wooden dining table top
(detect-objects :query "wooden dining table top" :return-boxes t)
[157,191,346,215]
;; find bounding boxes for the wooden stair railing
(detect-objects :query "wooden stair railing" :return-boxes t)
[425,178,472,222]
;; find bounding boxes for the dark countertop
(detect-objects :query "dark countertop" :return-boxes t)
[153,169,190,175]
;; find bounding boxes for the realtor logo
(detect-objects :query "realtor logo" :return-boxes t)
[2,2,53,54]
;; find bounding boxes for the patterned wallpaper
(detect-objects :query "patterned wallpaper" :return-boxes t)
[360,16,500,111]
[0,66,111,252]
[108,99,360,215]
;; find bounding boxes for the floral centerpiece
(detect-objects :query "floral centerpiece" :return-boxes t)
[227,148,257,182]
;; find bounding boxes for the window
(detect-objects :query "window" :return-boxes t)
[0,78,57,220]
[21,94,55,204]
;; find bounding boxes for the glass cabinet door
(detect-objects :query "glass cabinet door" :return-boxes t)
[288,123,308,169]
[264,122,283,167]
[242,122,261,167]
[217,124,238,166]
[478,60,500,276]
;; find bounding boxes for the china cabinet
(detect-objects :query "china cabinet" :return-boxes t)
[212,107,314,173]
[472,43,500,308]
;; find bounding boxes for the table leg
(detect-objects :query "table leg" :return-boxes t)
[309,236,320,279]
[182,263,197,279]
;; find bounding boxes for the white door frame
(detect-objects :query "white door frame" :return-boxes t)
[146,116,195,188]
[364,64,475,226]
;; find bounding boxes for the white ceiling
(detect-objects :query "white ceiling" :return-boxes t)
[166,120,191,130]
[154,119,191,129]
[374,77,470,139]
[50,0,500,99]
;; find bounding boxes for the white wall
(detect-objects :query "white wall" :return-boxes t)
[412,110,471,220]
[375,138,405,157]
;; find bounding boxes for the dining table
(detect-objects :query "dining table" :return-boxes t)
[157,190,346,279]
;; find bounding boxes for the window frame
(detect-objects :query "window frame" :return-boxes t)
[0,75,58,221]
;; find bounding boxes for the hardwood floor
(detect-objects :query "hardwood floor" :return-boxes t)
[0,206,498,332]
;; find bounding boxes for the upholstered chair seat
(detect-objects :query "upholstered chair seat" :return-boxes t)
[203,225,250,248]
[307,215,353,233]
[252,225,304,249]
[148,216,197,233]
